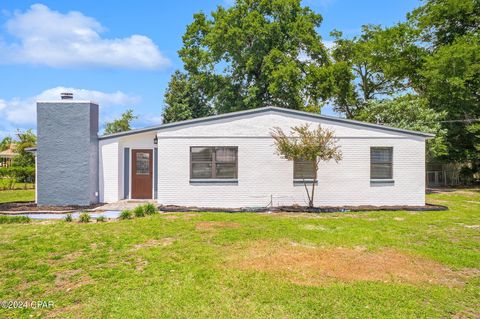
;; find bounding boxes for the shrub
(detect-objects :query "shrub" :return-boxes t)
[79,212,91,223]
[0,215,31,224]
[143,203,158,215]
[0,166,35,184]
[65,213,73,222]
[119,210,132,220]
[133,205,145,217]
[96,215,106,222]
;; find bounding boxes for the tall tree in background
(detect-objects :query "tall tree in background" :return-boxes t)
[408,0,480,164]
[332,0,479,167]
[163,0,335,120]
[11,129,36,168]
[163,71,213,123]
[104,109,138,135]
[0,136,13,152]
[330,24,424,117]
[356,95,448,159]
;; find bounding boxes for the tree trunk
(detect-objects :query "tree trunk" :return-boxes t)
[309,162,318,208]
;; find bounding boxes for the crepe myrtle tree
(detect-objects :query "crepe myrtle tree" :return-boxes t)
[271,124,342,207]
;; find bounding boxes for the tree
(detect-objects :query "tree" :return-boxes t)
[0,136,13,152]
[407,0,480,165]
[408,0,480,48]
[104,109,138,135]
[163,71,213,123]
[271,124,342,207]
[164,0,335,119]
[332,0,479,167]
[330,24,424,117]
[10,129,36,182]
[11,129,36,168]
[419,35,480,163]
[356,95,448,159]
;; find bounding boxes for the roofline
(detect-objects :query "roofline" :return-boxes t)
[98,106,435,140]
[37,100,98,105]
[98,124,164,140]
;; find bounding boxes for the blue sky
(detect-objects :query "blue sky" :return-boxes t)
[0,0,421,138]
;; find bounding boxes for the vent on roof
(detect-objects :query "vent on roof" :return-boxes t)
[60,92,73,100]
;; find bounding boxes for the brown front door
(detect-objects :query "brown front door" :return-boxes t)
[131,149,153,199]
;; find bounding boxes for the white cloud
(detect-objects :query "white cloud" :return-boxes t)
[37,87,139,107]
[0,87,140,132]
[0,4,170,69]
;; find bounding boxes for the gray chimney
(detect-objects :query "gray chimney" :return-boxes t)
[36,98,99,206]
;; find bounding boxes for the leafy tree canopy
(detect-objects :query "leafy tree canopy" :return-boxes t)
[330,24,425,117]
[162,71,213,123]
[0,136,13,152]
[332,0,479,164]
[163,0,336,121]
[356,95,448,159]
[104,109,138,135]
[419,34,480,162]
[11,129,36,168]
[408,0,480,48]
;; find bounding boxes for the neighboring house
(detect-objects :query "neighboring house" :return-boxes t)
[31,95,434,207]
[0,144,18,167]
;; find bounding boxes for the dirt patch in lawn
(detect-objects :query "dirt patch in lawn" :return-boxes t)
[132,237,175,250]
[161,213,199,220]
[227,240,471,287]
[54,269,93,292]
[44,302,83,319]
[47,251,84,266]
[196,221,241,230]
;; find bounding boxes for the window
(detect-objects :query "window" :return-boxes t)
[294,159,316,180]
[190,147,238,179]
[136,152,150,175]
[370,147,393,179]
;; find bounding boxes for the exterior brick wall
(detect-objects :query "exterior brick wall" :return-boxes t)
[99,111,427,207]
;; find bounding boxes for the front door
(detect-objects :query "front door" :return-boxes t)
[131,149,153,199]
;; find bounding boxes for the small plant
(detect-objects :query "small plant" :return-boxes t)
[65,213,73,222]
[96,215,106,222]
[133,205,145,217]
[119,210,132,220]
[79,212,91,223]
[143,203,158,215]
[0,215,30,224]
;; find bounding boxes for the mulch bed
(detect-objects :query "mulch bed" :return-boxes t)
[0,201,103,213]
[158,203,448,213]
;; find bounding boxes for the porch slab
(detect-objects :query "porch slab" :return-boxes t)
[94,200,157,211]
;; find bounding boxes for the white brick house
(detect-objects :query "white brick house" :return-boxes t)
[95,106,432,208]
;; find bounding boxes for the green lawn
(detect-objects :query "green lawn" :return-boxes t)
[0,189,35,204]
[0,190,479,318]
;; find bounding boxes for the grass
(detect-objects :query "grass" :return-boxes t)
[0,190,478,318]
[0,189,35,204]
[0,215,30,224]
[0,178,35,191]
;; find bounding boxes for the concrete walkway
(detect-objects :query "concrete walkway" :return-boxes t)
[93,200,157,211]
